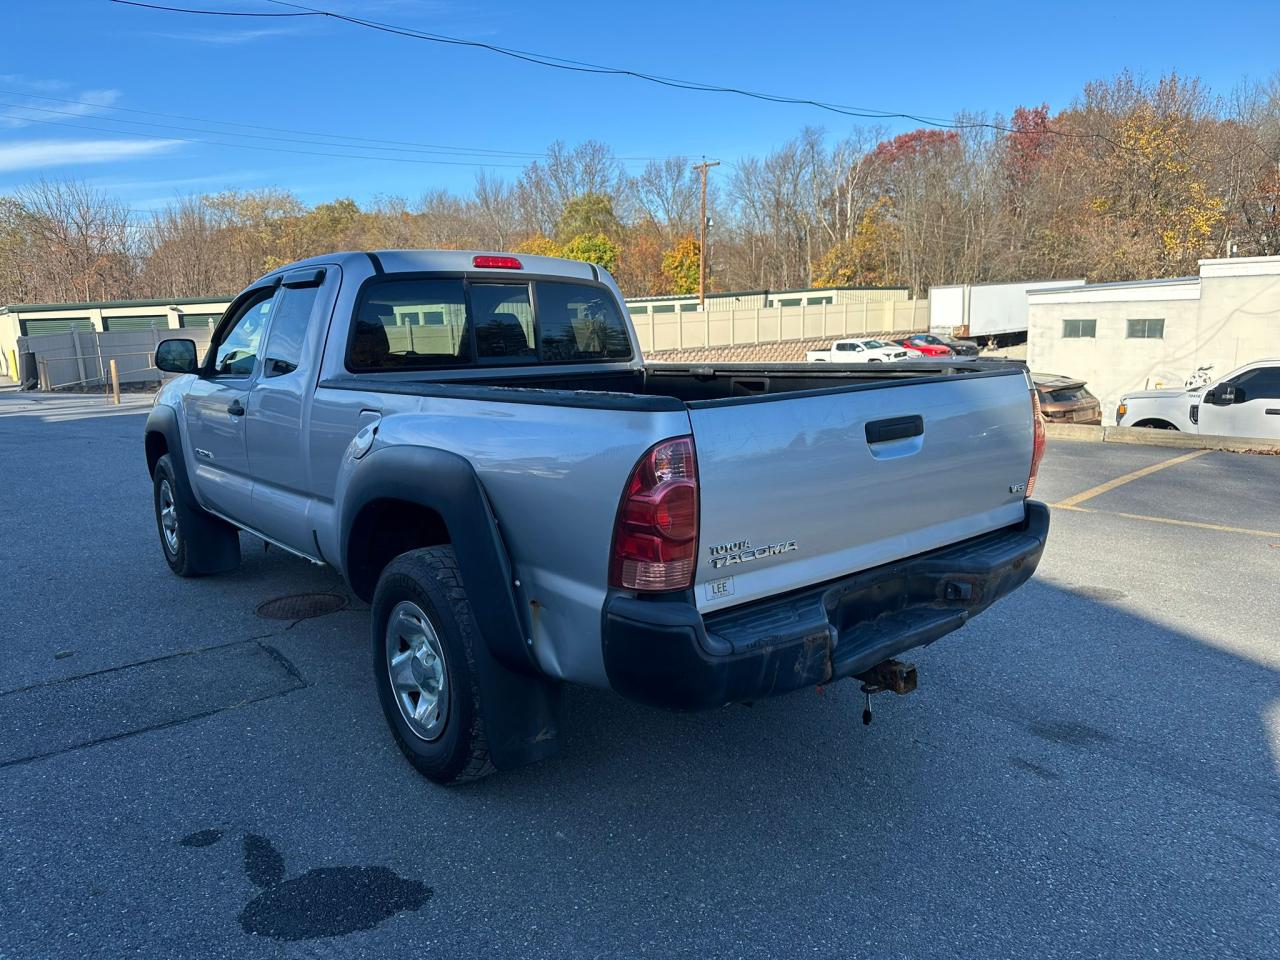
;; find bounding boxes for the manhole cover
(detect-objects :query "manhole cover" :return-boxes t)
[256,593,348,621]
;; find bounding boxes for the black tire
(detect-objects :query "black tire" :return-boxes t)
[371,546,495,785]
[152,453,241,577]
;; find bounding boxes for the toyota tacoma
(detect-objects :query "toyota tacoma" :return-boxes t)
[145,250,1049,784]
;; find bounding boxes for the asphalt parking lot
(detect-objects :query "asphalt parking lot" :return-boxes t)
[1,392,1277,960]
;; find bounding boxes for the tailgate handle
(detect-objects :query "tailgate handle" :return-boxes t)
[865,415,923,444]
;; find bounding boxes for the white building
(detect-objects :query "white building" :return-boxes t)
[1026,256,1280,423]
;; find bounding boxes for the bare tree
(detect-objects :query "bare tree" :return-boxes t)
[635,157,699,238]
[14,179,135,302]
[140,195,235,298]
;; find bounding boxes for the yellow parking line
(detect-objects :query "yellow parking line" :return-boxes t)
[1053,449,1212,508]
[1054,503,1280,539]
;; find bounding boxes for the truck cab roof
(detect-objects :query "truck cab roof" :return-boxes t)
[255,250,606,287]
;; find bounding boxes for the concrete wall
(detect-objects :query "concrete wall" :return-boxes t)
[629,287,908,314]
[18,328,215,390]
[1027,257,1280,424]
[632,298,928,354]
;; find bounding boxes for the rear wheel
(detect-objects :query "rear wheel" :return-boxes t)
[869,358,884,363]
[152,454,241,577]
[371,546,495,785]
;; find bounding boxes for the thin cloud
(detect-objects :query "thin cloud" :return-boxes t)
[0,87,123,129]
[0,139,181,174]
[93,169,268,193]
[146,26,305,45]
[0,75,70,93]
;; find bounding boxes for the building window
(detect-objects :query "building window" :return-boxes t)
[777,297,802,307]
[1126,318,1164,339]
[807,295,833,305]
[628,305,648,315]
[651,304,676,314]
[1062,319,1096,339]
[679,302,699,312]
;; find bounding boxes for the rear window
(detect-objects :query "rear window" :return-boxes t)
[535,282,632,362]
[1043,386,1089,403]
[347,277,632,371]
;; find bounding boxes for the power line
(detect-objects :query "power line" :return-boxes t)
[112,0,1279,170]
[0,109,526,168]
[110,0,1124,147]
[0,88,689,162]
[113,1,308,14]
[0,99,560,162]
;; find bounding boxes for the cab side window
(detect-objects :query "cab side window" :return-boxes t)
[262,284,321,377]
[213,292,276,377]
[1227,366,1280,400]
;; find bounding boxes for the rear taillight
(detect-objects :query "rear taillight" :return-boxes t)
[1027,389,1046,497]
[609,436,699,592]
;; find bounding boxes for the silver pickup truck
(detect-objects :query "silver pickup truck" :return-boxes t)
[146,250,1049,784]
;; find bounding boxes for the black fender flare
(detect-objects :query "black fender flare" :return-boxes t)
[339,444,535,675]
[144,403,193,493]
[340,445,559,771]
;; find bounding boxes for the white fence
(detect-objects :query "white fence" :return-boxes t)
[633,299,929,354]
[16,328,212,391]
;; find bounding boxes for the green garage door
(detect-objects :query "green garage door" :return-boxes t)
[180,314,220,330]
[21,318,93,336]
[105,316,166,331]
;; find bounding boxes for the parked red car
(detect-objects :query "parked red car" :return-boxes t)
[893,334,955,357]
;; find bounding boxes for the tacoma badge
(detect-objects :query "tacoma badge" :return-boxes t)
[708,538,798,569]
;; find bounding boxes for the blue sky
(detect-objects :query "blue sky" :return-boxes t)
[3,0,1277,216]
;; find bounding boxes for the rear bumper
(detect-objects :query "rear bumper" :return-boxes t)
[602,501,1049,709]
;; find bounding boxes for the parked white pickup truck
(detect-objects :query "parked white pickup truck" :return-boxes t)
[1116,359,1280,438]
[807,338,920,363]
[145,250,1049,784]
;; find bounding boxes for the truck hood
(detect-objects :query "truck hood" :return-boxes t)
[1123,388,1194,401]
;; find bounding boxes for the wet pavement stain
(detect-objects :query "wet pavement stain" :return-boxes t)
[180,829,431,942]
[240,865,433,942]
[179,828,224,848]
[243,833,285,887]
[1009,756,1061,781]
[1028,719,1114,748]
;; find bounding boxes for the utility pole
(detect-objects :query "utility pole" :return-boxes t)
[694,159,720,309]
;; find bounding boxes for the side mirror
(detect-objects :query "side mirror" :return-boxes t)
[155,338,198,375]
[1217,384,1238,405]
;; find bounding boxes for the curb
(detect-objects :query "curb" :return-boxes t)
[1044,422,1280,454]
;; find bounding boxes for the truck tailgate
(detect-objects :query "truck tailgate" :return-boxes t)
[689,369,1034,612]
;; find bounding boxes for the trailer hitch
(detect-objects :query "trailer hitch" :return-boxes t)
[854,659,918,725]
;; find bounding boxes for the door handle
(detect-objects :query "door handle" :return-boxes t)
[227,399,245,416]
[865,415,923,444]
[1265,408,1279,416]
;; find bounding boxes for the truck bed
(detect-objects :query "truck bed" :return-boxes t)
[320,360,1034,615]
[320,360,1021,409]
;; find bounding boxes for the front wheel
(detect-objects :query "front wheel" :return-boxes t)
[371,546,495,784]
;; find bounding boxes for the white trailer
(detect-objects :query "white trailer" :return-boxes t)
[930,279,1086,340]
